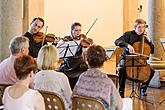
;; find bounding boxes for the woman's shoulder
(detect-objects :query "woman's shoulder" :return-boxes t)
[27,89,43,100]
[55,71,69,79]
[37,70,68,79]
[25,89,40,96]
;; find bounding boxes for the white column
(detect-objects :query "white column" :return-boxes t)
[148,0,165,60]
[0,0,23,61]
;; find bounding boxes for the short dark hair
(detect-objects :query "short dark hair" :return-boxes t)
[71,22,81,30]
[31,17,44,27]
[86,45,107,68]
[14,55,38,80]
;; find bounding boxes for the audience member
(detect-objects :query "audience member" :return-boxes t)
[34,45,72,110]
[0,36,29,84]
[72,45,132,110]
[3,55,45,110]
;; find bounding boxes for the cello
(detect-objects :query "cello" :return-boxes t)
[126,35,151,83]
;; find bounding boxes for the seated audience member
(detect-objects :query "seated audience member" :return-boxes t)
[34,45,72,110]
[0,36,29,84]
[72,45,132,110]
[2,55,45,110]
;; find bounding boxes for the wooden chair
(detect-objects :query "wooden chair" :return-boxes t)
[0,84,11,106]
[72,95,106,110]
[38,90,65,110]
[114,47,124,88]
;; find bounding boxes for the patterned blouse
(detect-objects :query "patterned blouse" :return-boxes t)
[72,68,122,110]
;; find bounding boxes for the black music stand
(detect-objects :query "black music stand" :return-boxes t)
[57,40,80,58]
[105,48,115,59]
[159,38,165,104]
[57,40,80,71]
[159,38,165,105]
[125,55,147,98]
[125,55,155,105]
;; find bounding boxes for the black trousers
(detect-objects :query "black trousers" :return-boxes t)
[118,61,155,96]
[57,61,88,90]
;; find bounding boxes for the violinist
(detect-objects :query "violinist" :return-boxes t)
[57,22,89,89]
[24,17,45,58]
[115,19,154,98]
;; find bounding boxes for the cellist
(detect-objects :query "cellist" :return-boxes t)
[115,19,154,98]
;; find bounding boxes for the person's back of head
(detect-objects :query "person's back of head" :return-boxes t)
[9,36,29,55]
[14,55,37,80]
[37,45,59,70]
[4,55,45,110]
[86,45,107,68]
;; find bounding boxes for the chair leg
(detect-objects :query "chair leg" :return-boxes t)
[116,70,118,88]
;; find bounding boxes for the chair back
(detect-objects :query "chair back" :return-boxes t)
[72,95,106,110]
[0,84,11,106]
[115,47,124,67]
[38,90,65,110]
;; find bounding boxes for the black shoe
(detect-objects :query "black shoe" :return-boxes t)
[119,91,124,98]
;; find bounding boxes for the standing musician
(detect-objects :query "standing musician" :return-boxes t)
[57,22,92,89]
[24,17,45,58]
[115,19,154,98]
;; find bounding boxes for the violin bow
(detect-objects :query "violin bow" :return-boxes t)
[134,52,161,61]
[85,18,98,36]
[42,26,48,46]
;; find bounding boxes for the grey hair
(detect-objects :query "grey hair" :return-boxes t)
[9,36,29,55]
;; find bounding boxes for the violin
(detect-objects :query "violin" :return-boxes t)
[33,32,61,44]
[74,34,93,48]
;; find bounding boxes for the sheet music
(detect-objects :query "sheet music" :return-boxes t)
[160,38,165,43]
[105,47,116,59]
[57,40,81,58]
[160,38,165,50]
[106,50,115,59]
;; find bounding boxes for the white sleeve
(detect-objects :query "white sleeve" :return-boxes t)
[2,86,10,105]
[62,75,72,109]
[32,92,45,110]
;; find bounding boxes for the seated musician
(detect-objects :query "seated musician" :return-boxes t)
[57,22,88,89]
[115,19,154,98]
[24,17,45,58]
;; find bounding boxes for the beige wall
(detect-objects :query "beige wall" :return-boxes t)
[44,0,123,47]
[29,0,44,24]
[123,0,148,32]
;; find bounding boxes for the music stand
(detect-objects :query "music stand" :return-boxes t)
[57,40,80,58]
[125,55,147,98]
[105,48,115,59]
[125,54,156,105]
[57,40,81,73]
[159,38,165,104]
